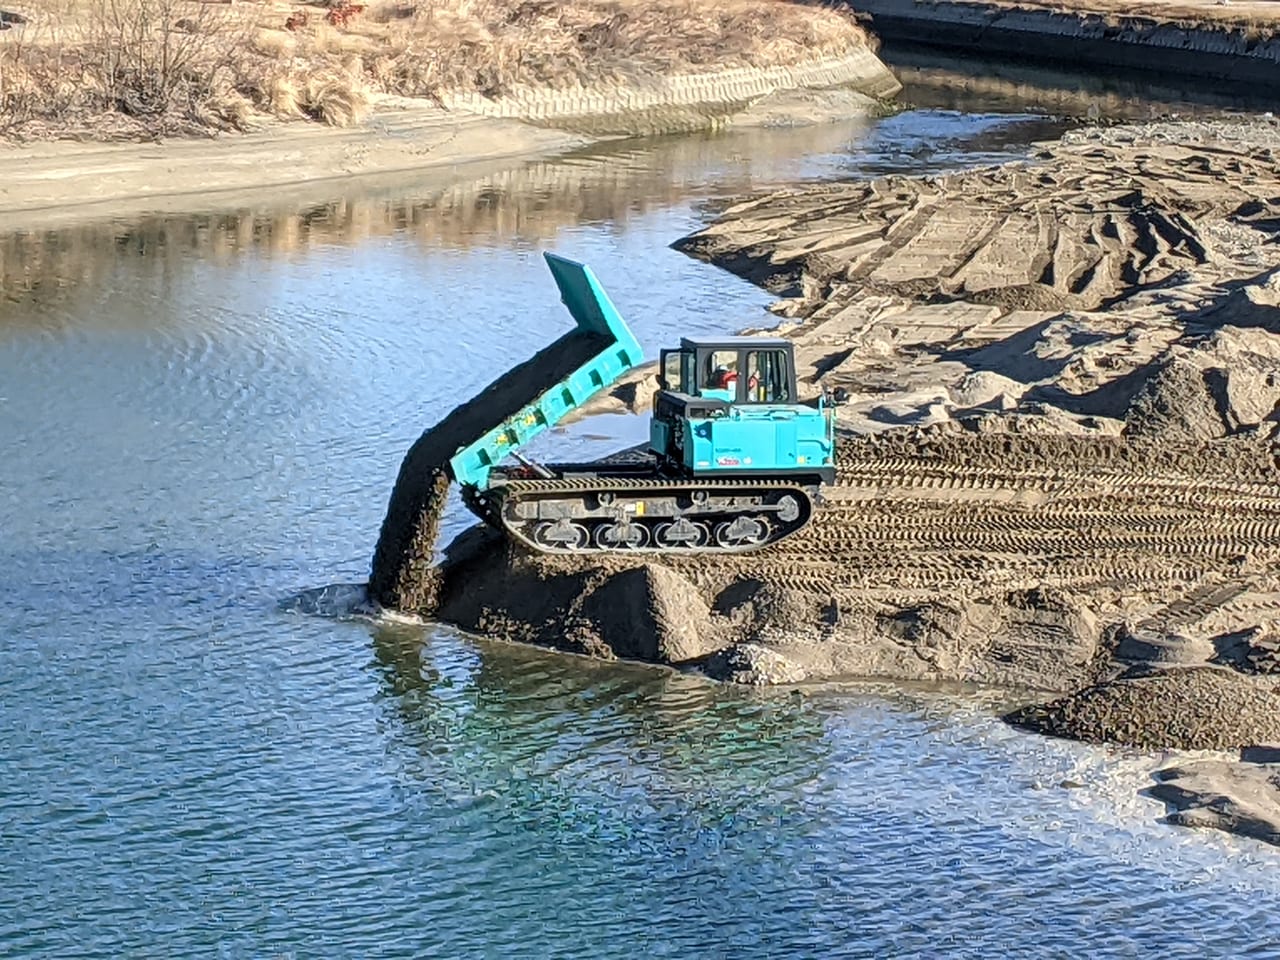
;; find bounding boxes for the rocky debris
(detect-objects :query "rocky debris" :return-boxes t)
[1005,668,1280,750]
[704,642,808,685]
[1148,758,1280,848]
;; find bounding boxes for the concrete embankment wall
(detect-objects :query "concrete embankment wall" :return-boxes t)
[440,50,903,136]
[848,0,1280,94]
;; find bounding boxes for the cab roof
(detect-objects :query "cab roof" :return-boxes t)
[678,336,792,350]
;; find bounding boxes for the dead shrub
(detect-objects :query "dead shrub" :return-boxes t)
[0,0,277,138]
[367,0,871,101]
[297,60,372,126]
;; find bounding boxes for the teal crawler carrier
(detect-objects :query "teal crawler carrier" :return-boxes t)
[455,253,837,554]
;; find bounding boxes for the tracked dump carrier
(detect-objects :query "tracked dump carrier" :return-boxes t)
[447,253,837,554]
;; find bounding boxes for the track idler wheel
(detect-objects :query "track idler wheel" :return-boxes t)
[713,516,770,548]
[533,519,589,551]
[593,520,649,549]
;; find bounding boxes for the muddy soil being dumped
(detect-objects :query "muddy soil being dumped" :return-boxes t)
[374,118,1280,842]
[369,329,605,614]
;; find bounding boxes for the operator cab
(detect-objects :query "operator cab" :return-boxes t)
[649,335,835,485]
[657,336,797,407]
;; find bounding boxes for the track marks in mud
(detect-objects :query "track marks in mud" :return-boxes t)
[678,130,1280,313]
[652,429,1280,611]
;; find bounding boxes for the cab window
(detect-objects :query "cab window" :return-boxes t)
[661,350,685,392]
[681,350,697,393]
[745,350,791,403]
[701,350,739,394]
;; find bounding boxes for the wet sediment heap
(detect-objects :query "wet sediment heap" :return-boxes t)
[384,119,1280,756]
[369,118,1280,846]
[369,330,604,614]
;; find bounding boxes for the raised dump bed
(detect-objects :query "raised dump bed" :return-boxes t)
[448,253,644,492]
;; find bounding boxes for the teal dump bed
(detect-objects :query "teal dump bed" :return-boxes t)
[446,253,644,491]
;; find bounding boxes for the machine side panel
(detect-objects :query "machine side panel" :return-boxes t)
[682,405,834,475]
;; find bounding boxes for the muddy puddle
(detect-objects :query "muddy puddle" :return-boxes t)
[5,71,1280,956]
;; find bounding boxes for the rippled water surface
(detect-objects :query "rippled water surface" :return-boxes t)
[4,107,1279,958]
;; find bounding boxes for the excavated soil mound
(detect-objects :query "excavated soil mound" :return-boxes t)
[1006,668,1280,750]
[368,330,604,615]
[432,421,1280,694]
[676,120,1280,313]
[434,533,728,663]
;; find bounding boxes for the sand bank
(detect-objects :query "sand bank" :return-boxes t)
[852,0,1280,93]
[355,113,1280,843]
[394,117,1280,720]
[0,104,588,232]
[0,51,898,232]
[1149,753,1280,846]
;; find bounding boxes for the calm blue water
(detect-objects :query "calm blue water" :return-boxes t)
[3,110,1279,958]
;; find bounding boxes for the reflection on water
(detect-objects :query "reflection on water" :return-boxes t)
[886,43,1280,120]
[3,99,1278,958]
[0,109,1067,316]
[362,629,1280,958]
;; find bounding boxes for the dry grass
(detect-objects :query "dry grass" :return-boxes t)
[355,0,871,100]
[0,0,286,138]
[0,0,871,140]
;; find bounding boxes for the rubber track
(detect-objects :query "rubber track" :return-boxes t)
[495,476,810,496]
[490,475,815,555]
[498,435,1280,605]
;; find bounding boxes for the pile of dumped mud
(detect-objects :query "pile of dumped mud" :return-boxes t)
[1007,668,1280,750]
[376,119,1280,766]
[432,425,1280,702]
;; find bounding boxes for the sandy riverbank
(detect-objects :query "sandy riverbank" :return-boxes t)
[0,102,589,232]
[369,115,1280,844]
[0,51,897,231]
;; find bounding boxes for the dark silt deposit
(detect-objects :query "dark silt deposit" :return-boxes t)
[1006,668,1280,751]
[368,330,604,615]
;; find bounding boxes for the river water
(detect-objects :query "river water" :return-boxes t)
[4,101,1279,958]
